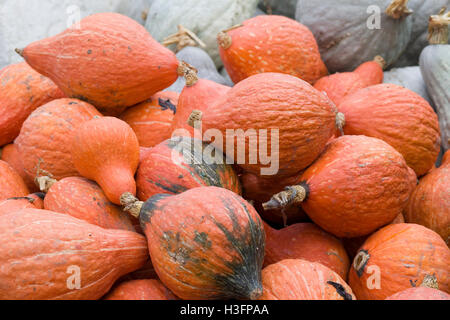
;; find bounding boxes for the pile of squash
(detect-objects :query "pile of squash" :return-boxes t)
[0,0,449,301]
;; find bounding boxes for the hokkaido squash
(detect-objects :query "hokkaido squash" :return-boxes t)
[137,136,241,201]
[260,259,355,300]
[0,160,29,200]
[314,57,385,106]
[383,66,432,103]
[385,287,450,300]
[120,186,265,300]
[0,193,44,216]
[263,135,416,238]
[0,208,148,300]
[338,84,441,176]
[104,280,178,300]
[0,62,65,146]
[264,222,350,280]
[71,117,140,205]
[218,15,328,85]
[42,176,136,232]
[349,223,450,300]
[18,13,182,115]
[190,72,341,177]
[120,91,179,148]
[1,143,38,192]
[15,98,101,180]
[404,160,449,244]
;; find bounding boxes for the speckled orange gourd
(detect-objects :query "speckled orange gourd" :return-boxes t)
[104,280,178,300]
[0,160,29,200]
[1,144,38,192]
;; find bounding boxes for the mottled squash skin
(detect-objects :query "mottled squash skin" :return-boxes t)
[71,117,140,205]
[137,137,241,201]
[120,91,179,148]
[0,192,44,215]
[300,135,415,238]
[0,160,29,200]
[201,72,337,177]
[264,223,350,280]
[104,280,178,300]
[44,177,136,232]
[0,208,148,300]
[349,224,450,300]
[21,13,179,115]
[260,259,355,300]
[385,287,450,300]
[15,98,101,180]
[338,84,441,176]
[138,187,265,300]
[0,62,65,146]
[1,143,38,192]
[219,15,327,85]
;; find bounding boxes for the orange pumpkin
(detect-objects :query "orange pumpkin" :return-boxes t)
[218,15,327,85]
[0,208,148,300]
[385,287,450,300]
[194,72,340,177]
[104,280,178,300]
[43,177,136,232]
[15,98,101,180]
[263,135,415,238]
[71,117,140,205]
[0,62,65,146]
[120,91,179,147]
[353,57,385,87]
[260,259,355,300]
[1,143,38,192]
[122,186,265,300]
[349,223,450,300]
[19,13,181,115]
[442,150,450,166]
[338,84,441,176]
[264,222,350,280]
[0,193,44,216]
[405,161,449,244]
[0,160,29,200]
[136,137,241,201]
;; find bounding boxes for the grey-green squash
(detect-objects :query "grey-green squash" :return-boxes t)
[258,0,297,18]
[116,0,154,25]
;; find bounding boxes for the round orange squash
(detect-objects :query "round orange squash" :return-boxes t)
[136,136,241,201]
[121,186,265,300]
[15,98,101,180]
[104,280,178,300]
[0,160,29,200]
[338,84,441,176]
[19,13,181,115]
[218,15,328,85]
[71,117,140,205]
[385,287,450,300]
[43,177,135,232]
[194,72,340,177]
[0,208,148,300]
[1,143,38,192]
[349,223,450,300]
[120,91,179,147]
[0,193,44,216]
[264,222,350,280]
[263,135,416,238]
[0,62,65,147]
[353,57,385,87]
[405,161,449,244]
[260,259,355,300]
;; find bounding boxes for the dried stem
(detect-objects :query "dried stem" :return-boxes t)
[428,7,450,45]
[34,159,56,193]
[262,185,307,211]
[374,55,387,70]
[187,110,203,128]
[420,274,439,289]
[386,0,413,19]
[217,24,243,49]
[15,48,24,57]
[163,25,206,52]
[336,112,346,137]
[177,61,199,86]
[120,192,143,219]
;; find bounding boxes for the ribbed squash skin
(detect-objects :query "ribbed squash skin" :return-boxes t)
[385,287,450,300]
[264,223,350,280]
[15,98,101,180]
[219,15,327,85]
[71,117,140,205]
[120,91,179,148]
[0,193,44,215]
[0,62,65,146]
[44,177,135,232]
[338,84,441,176]
[300,135,415,238]
[0,160,29,200]
[0,209,148,300]
[137,137,241,201]
[349,224,450,300]
[201,73,337,177]
[260,259,355,300]
[405,162,449,244]
[139,186,265,300]
[1,144,38,192]
[105,280,178,300]
[21,13,179,115]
